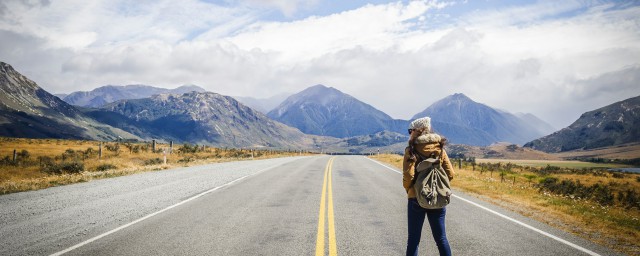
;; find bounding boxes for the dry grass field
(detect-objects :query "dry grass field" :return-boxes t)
[476,158,631,169]
[0,137,308,194]
[554,142,640,160]
[370,154,640,255]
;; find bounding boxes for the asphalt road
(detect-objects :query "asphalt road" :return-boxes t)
[0,156,621,255]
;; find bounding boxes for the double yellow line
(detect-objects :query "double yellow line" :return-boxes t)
[315,157,338,256]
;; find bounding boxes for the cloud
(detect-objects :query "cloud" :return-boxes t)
[0,0,639,129]
[243,0,320,17]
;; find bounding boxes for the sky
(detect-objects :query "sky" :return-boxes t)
[1,0,639,129]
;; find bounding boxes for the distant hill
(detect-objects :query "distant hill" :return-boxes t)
[63,84,206,107]
[0,62,138,140]
[412,93,549,146]
[446,143,560,160]
[524,95,640,153]
[234,93,290,114]
[87,91,317,148]
[267,84,408,138]
[317,130,408,154]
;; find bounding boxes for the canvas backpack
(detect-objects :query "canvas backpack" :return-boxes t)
[412,145,452,209]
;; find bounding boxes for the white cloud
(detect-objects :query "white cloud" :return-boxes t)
[1,0,639,129]
[243,0,320,17]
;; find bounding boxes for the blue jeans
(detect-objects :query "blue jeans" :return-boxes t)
[406,198,451,256]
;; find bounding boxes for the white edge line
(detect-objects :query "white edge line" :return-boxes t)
[364,157,601,256]
[50,165,279,256]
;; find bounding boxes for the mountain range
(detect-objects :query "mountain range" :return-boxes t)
[267,86,552,146]
[62,84,206,107]
[2,60,637,156]
[524,95,640,153]
[85,91,317,148]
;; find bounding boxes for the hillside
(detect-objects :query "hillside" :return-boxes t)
[524,95,640,153]
[0,62,138,141]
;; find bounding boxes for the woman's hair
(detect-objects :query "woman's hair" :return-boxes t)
[407,127,426,163]
[407,130,447,163]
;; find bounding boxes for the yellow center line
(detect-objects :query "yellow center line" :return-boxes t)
[315,158,329,256]
[315,157,338,256]
[327,157,337,256]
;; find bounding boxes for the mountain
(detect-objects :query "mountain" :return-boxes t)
[234,93,291,114]
[524,95,640,153]
[0,62,138,140]
[412,93,547,146]
[63,84,206,107]
[86,91,318,148]
[267,84,408,138]
[515,112,556,136]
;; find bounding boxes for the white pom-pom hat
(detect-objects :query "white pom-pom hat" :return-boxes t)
[409,116,442,143]
[409,116,431,132]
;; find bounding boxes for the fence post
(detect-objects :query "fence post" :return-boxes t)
[13,149,17,162]
[152,140,156,152]
[99,143,102,159]
[163,149,167,165]
[169,141,173,154]
[458,158,462,169]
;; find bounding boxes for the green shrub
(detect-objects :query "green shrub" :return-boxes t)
[96,164,117,171]
[612,172,625,178]
[42,162,84,174]
[144,158,163,165]
[17,149,30,160]
[177,156,193,163]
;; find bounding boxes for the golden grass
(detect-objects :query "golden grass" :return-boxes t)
[477,158,632,169]
[0,137,310,194]
[370,154,640,255]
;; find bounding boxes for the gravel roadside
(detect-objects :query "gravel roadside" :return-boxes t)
[0,156,307,256]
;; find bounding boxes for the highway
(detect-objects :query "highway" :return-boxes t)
[0,156,620,255]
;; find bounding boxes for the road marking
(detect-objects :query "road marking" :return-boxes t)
[316,157,338,256]
[315,158,329,256]
[327,158,337,256]
[365,157,602,256]
[50,165,279,256]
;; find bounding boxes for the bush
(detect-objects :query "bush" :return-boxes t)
[178,144,200,154]
[17,149,30,160]
[96,164,116,171]
[42,162,84,174]
[618,189,640,209]
[612,172,625,179]
[538,177,616,206]
[177,156,193,163]
[144,158,164,165]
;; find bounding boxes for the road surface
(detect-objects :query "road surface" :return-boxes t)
[0,156,620,255]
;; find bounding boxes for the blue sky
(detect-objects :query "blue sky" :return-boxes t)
[1,0,639,129]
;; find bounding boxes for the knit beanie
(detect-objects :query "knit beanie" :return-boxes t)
[409,116,431,132]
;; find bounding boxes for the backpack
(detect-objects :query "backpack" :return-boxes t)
[412,145,452,209]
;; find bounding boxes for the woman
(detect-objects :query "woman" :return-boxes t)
[403,116,455,256]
